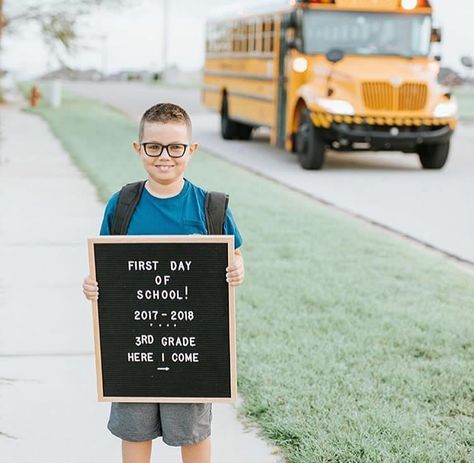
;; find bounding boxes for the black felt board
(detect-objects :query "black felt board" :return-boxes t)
[89,237,235,402]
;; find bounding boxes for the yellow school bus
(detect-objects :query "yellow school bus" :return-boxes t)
[202,0,457,169]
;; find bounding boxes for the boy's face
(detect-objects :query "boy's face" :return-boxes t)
[133,121,198,186]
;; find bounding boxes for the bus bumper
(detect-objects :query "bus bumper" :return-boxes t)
[329,123,453,151]
[309,113,455,152]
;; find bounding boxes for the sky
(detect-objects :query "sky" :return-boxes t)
[3,0,474,79]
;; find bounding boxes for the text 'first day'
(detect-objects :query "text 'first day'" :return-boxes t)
[128,260,192,272]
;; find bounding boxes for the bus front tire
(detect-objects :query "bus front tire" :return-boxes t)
[417,142,450,169]
[296,112,326,170]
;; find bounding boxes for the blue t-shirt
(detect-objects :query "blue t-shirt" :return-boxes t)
[99,178,243,249]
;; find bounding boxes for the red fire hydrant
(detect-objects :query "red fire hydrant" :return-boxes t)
[30,85,41,107]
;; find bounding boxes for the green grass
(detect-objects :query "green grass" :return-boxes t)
[455,87,474,121]
[26,95,474,463]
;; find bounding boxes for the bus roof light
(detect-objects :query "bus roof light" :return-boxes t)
[401,0,418,9]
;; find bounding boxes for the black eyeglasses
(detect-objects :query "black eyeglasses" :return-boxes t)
[141,142,188,158]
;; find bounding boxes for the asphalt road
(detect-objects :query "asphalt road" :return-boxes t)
[63,81,474,264]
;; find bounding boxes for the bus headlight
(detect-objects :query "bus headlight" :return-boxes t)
[293,58,308,73]
[433,100,458,118]
[316,98,355,115]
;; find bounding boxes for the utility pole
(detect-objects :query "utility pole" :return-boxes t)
[162,0,168,81]
[0,0,4,76]
[100,33,108,79]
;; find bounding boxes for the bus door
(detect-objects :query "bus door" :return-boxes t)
[276,15,288,149]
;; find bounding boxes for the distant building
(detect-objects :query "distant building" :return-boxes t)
[107,70,154,81]
[162,66,202,86]
[38,66,102,81]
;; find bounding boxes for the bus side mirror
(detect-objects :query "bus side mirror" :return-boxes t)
[434,54,442,62]
[461,56,474,69]
[287,10,298,29]
[326,49,344,64]
[431,27,442,43]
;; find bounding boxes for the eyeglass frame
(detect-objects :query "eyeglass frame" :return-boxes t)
[141,142,189,158]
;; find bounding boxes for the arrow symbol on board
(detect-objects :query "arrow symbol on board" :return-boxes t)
[157,367,170,371]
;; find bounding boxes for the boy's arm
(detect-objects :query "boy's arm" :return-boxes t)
[83,193,119,302]
[226,248,244,287]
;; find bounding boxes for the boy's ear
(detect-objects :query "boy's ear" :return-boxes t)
[132,141,141,155]
[189,143,199,155]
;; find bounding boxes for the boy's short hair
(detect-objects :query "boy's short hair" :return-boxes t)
[139,103,192,141]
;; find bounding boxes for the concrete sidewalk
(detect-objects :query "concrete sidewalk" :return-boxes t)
[0,101,282,462]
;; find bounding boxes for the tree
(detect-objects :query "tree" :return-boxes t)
[0,0,123,75]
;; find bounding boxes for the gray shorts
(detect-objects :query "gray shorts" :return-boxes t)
[107,402,212,446]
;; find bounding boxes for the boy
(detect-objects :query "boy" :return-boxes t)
[82,103,244,463]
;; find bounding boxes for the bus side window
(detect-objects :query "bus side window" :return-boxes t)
[248,21,253,53]
[251,21,256,53]
[218,25,222,53]
[262,18,267,53]
[255,21,258,53]
[233,22,239,53]
[212,25,217,53]
[269,18,275,53]
[206,24,211,53]
[265,17,272,53]
[217,24,223,53]
[256,19,262,53]
[224,24,230,53]
[242,23,249,53]
[225,23,232,53]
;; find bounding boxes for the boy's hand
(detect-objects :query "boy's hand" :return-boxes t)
[82,276,99,301]
[226,250,244,287]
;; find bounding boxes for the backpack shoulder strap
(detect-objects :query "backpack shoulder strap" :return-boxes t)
[205,191,229,235]
[111,181,146,235]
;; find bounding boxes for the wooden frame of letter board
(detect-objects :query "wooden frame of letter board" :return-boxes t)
[88,235,236,403]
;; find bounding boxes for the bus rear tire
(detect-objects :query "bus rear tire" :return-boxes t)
[296,111,326,170]
[417,142,450,169]
[237,123,253,140]
[221,97,239,140]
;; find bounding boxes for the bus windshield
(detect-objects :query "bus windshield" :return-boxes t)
[302,10,431,57]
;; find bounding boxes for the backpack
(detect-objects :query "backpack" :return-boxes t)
[110,180,229,236]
